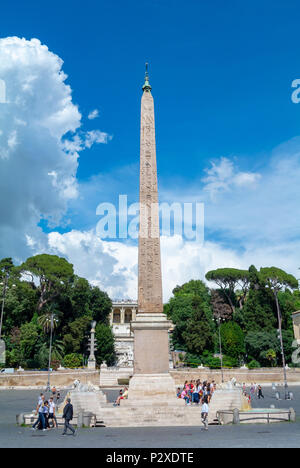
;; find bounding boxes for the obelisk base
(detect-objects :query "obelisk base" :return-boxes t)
[126,313,183,406]
[124,373,184,407]
[131,313,171,374]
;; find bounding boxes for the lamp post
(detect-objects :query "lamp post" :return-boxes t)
[274,293,289,400]
[0,275,8,342]
[46,312,58,392]
[213,315,225,384]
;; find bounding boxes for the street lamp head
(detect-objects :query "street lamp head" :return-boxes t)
[91,321,97,330]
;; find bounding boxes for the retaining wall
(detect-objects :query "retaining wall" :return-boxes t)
[0,370,99,388]
[170,368,300,385]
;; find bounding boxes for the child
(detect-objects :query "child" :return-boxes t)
[181,389,190,405]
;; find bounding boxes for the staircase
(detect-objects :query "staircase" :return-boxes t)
[61,387,245,428]
[22,388,245,428]
[96,388,244,427]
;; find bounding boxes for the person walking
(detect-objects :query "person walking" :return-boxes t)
[258,385,264,399]
[48,397,58,428]
[201,396,209,431]
[31,395,47,431]
[62,398,76,436]
[43,400,50,429]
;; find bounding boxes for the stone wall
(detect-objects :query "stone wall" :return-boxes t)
[2,367,300,388]
[0,370,99,388]
[170,368,300,385]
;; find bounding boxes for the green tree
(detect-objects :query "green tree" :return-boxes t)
[220,321,245,359]
[62,315,92,355]
[0,257,19,339]
[264,348,277,367]
[2,281,38,334]
[19,254,74,312]
[63,353,83,368]
[205,268,250,313]
[211,289,232,320]
[237,286,276,333]
[260,267,298,367]
[38,304,60,332]
[245,330,279,366]
[70,277,92,319]
[95,323,116,366]
[90,287,112,324]
[183,296,214,355]
[37,339,64,368]
[166,280,213,351]
[278,289,298,331]
[19,322,40,365]
[166,295,195,350]
[0,257,16,281]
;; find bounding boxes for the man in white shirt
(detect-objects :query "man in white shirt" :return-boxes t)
[201,396,209,431]
[48,397,58,428]
[31,395,46,431]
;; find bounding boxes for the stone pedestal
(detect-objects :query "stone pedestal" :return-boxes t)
[88,359,96,370]
[131,313,171,375]
[125,373,182,406]
[128,313,179,405]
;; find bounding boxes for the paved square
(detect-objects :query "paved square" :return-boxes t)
[0,387,299,448]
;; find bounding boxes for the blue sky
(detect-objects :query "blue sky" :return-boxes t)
[3,0,300,178]
[0,0,299,299]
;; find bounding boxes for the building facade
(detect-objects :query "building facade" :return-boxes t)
[109,301,138,367]
[292,311,300,340]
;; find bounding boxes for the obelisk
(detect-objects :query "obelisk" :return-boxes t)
[138,64,163,317]
[128,66,176,402]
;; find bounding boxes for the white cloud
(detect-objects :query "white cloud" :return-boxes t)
[84,130,111,148]
[0,37,110,260]
[88,109,99,120]
[40,229,300,302]
[202,157,261,200]
[47,229,138,299]
[200,144,300,246]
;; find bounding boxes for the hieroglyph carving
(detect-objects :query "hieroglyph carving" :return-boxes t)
[138,89,163,314]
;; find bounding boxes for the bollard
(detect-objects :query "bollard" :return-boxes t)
[16,413,25,426]
[233,408,240,425]
[83,412,95,428]
[275,391,280,400]
[289,408,296,422]
[77,412,84,428]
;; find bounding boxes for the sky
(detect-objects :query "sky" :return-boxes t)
[0,0,299,300]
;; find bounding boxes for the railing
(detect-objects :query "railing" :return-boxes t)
[216,409,294,425]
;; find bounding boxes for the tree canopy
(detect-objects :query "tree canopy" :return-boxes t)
[205,268,250,313]
[166,265,299,369]
[19,254,74,312]
[1,254,115,369]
